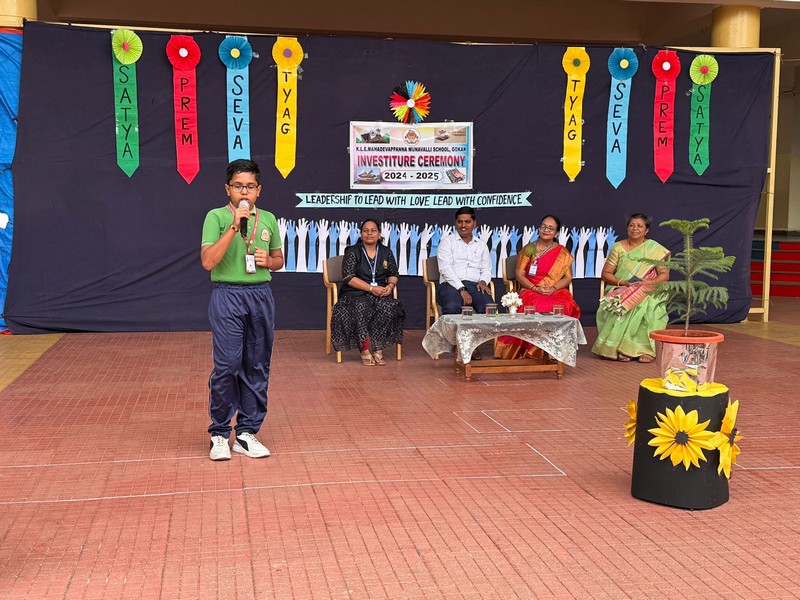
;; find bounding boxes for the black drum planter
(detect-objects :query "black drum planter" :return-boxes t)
[628,330,741,510]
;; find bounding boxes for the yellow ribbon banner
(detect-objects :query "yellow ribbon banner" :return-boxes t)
[561,47,590,182]
[273,37,304,178]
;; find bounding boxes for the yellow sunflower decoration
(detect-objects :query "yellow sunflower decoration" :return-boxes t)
[624,399,637,446]
[712,399,742,479]
[648,405,717,470]
[272,37,305,178]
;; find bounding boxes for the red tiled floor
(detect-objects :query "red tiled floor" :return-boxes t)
[2,304,800,599]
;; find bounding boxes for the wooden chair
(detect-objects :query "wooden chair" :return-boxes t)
[502,254,574,295]
[425,256,497,326]
[422,257,441,329]
[323,256,402,363]
[503,255,520,293]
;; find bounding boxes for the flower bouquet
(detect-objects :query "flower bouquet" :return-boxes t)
[501,291,523,314]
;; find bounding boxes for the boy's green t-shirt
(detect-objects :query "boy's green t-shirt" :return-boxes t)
[201,206,282,284]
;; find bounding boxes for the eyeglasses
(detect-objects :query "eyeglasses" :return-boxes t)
[539,225,558,232]
[228,183,259,192]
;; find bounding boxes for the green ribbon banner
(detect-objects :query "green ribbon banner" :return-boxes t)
[112,54,140,177]
[689,83,711,176]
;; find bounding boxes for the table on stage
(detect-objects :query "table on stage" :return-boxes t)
[422,313,587,382]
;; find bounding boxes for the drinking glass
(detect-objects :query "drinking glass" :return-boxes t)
[461,306,474,317]
[485,304,498,316]
[524,305,536,315]
[553,304,565,316]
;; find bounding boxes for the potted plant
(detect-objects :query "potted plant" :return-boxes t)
[627,218,741,509]
[643,218,736,389]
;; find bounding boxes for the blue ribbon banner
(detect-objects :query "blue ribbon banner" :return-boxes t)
[220,35,252,161]
[605,48,638,189]
[295,191,531,209]
[227,67,250,160]
[606,78,632,189]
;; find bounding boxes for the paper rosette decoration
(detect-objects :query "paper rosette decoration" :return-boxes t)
[688,54,719,176]
[651,50,681,183]
[562,47,590,182]
[273,37,304,178]
[219,36,253,161]
[608,47,638,81]
[166,35,202,183]
[690,54,718,85]
[112,28,143,64]
[167,35,201,71]
[606,48,638,188]
[651,50,680,81]
[219,35,253,70]
[111,29,143,177]
[389,81,431,124]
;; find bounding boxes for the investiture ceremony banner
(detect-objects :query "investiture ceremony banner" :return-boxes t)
[350,121,473,190]
[5,23,773,332]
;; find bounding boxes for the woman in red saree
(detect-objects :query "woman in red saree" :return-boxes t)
[495,215,580,359]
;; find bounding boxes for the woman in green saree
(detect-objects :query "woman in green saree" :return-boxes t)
[592,214,670,362]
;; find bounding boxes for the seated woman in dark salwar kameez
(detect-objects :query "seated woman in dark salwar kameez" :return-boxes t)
[330,219,405,366]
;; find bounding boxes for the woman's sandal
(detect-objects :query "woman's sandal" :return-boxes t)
[617,354,632,362]
[638,354,655,363]
[372,350,387,366]
[360,350,375,366]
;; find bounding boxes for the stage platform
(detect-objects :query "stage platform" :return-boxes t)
[1,299,800,599]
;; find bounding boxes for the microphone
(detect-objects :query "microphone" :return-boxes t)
[239,200,250,238]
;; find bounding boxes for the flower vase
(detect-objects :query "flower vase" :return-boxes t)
[508,306,518,315]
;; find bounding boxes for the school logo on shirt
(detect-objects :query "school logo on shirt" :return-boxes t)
[261,228,270,242]
[382,260,388,268]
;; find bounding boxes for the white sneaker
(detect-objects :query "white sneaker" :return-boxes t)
[233,432,270,458]
[209,435,231,461]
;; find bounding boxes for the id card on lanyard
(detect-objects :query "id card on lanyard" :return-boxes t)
[245,254,257,274]
[227,204,260,274]
[361,244,379,286]
[528,243,553,277]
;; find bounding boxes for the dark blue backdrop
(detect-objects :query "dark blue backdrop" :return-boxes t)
[4,22,772,332]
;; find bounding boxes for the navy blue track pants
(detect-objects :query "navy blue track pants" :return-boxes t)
[207,282,275,438]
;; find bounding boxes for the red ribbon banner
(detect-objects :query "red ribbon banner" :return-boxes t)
[652,50,681,184]
[166,36,201,184]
